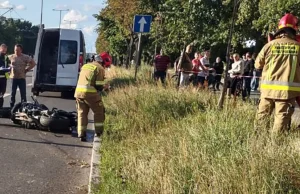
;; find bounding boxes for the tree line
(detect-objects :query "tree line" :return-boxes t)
[93,0,300,67]
[0,18,39,55]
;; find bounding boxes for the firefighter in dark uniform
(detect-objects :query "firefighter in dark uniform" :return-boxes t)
[74,54,109,141]
[255,13,300,135]
[0,44,10,108]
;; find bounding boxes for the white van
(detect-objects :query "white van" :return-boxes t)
[32,27,86,97]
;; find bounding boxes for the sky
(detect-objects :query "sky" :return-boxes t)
[0,0,106,53]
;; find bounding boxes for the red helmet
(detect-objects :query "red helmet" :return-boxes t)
[100,52,112,67]
[278,13,298,31]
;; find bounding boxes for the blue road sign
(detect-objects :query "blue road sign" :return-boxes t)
[133,15,152,33]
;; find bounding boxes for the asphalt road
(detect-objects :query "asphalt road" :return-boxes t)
[0,72,92,194]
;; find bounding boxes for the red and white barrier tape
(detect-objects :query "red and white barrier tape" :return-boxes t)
[176,70,262,79]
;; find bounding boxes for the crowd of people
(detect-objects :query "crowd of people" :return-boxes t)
[152,12,300,136]
[153,46,261,101]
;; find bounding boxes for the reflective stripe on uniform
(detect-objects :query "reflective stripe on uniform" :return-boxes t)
[0,75,5,78]
[94,123,104,127]
[289,56,298,82]
[95,81,106,85]
[261,84,300,92]
[75,85,97,93]
[261,80,300,87]
[82,64,97,71]
[261,80,300,92]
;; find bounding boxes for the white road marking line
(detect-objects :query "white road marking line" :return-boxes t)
[3,83,33,98]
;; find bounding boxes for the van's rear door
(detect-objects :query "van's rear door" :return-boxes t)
[56,29,80,86]
[32,27,45,86]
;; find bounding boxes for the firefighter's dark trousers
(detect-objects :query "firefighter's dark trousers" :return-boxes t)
[76,97,105,137]
[0,78,7,108]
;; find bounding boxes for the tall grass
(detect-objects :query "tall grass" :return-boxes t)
[95,65,300,194]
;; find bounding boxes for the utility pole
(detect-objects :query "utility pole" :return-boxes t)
[64,19,77,29]
[217,0,239,109]
[40,0,43,27]
[53,8,69,28]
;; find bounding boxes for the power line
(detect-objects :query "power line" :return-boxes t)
[0,7,13,17]
[12,9,25,20]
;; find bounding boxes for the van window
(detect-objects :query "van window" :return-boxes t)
[59,40,78,64]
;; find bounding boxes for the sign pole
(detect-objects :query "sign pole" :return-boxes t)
[133,15,152,80]
[135,33,142,80]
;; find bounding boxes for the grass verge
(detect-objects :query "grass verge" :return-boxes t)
[95,65,300,194]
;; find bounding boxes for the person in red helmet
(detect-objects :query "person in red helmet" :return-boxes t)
[255,13,300,136]
[100,52,112,68]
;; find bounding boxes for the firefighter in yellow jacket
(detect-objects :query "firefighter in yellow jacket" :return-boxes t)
[255,13,300,135]
[74,54,109,141]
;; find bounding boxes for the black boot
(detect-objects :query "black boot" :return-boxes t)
[95,127,104,137]
[79,133,87,142]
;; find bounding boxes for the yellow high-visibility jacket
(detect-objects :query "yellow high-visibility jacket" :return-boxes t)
[74,62,106,100]
[255,35,300,99]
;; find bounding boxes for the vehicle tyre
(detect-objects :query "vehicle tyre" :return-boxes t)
[40,114,71,132]
[61,91,75,99]
[0,107,12,118]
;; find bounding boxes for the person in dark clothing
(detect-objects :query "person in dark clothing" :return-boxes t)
[0,44,10,108]
[242,52,255,100]
[212,57,224,90]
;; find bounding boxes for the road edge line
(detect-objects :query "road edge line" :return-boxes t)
[88,114,101,194]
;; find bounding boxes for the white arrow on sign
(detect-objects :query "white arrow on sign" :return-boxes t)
[138,17,147,32]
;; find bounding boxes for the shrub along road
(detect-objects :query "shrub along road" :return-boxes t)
[0,73,92,194]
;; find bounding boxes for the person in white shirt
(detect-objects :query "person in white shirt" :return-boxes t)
[227,53,244,97]
[200,50,215,89]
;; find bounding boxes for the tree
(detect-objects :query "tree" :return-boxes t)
[94,0,300,65]
[0,18,38,54]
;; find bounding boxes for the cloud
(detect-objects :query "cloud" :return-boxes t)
[15,5,26,10]
[0,1,25,10]
[0,1,12,8]
[63,9,88,23]
[82,25,96,36]
[60,10,88,29]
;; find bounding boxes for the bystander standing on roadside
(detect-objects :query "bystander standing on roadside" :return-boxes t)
[191,52,201,87]
[8,44,36,108]
[178,45,193,88]
[200,50,215,89]
[0,44,10,108]
[251,53,261,91]
[153,49,171,84]
[212,57,224,91]
[227,53,244,97]
[242,52,255,100]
